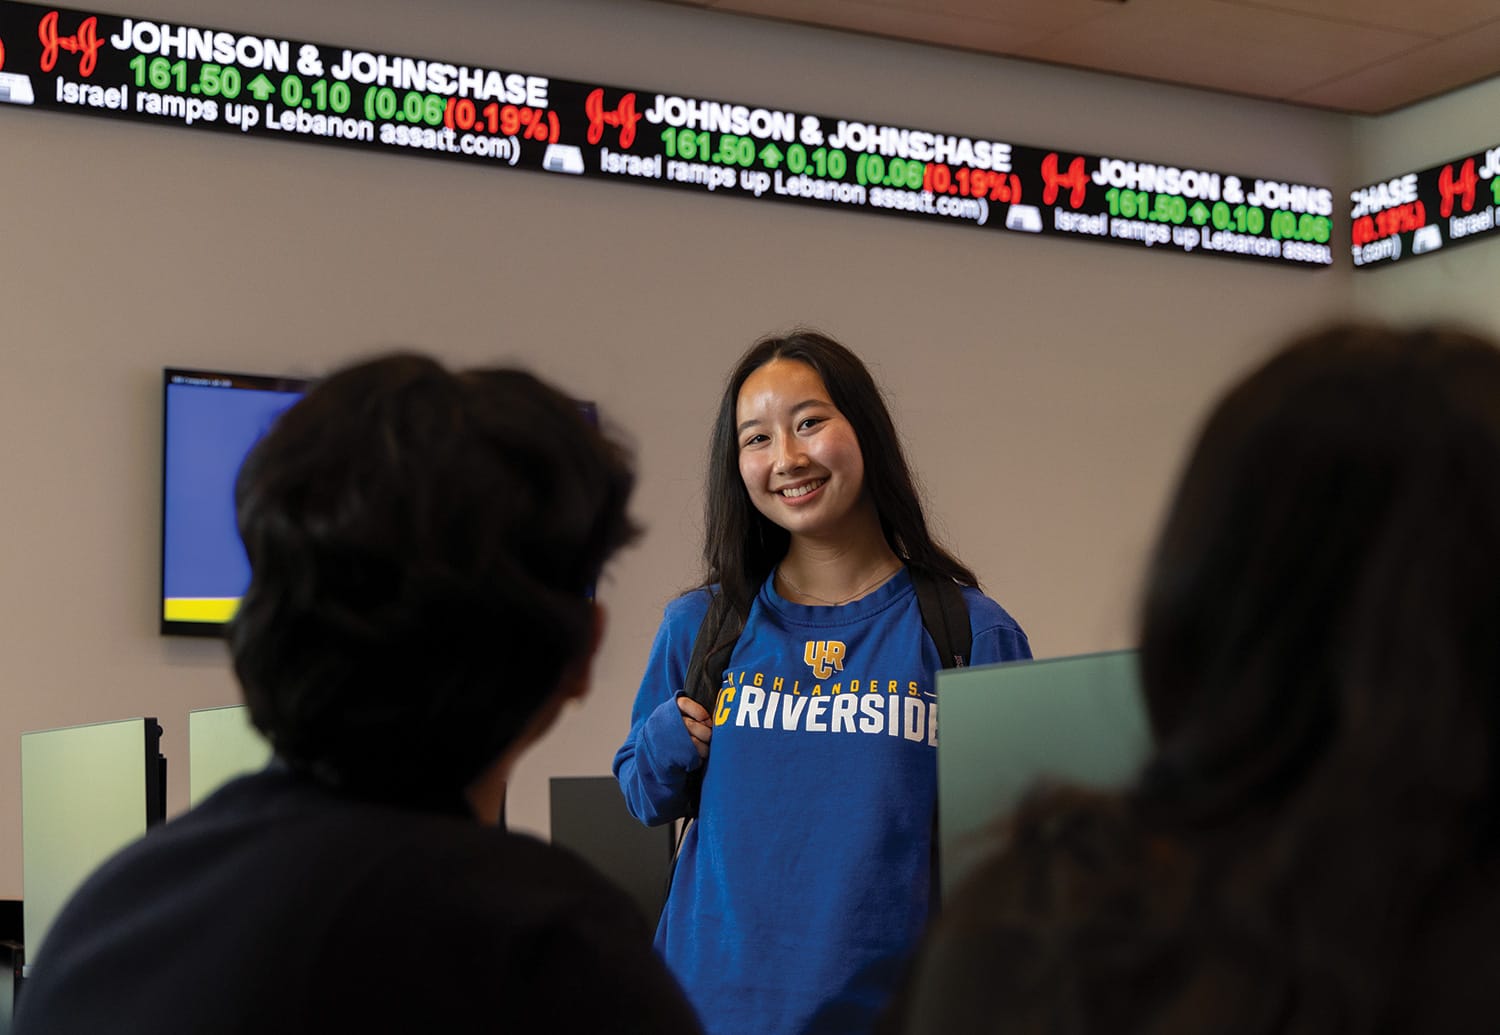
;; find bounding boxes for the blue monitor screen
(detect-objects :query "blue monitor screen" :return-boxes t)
[161,367,599,636]
[161,368,307,636]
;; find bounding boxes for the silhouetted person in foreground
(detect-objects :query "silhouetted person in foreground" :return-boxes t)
[890,323,1500,1035]
[17,354,703,1035]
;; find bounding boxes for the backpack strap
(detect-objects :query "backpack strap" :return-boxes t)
[662,591,740,908]
[911,568,971,669]
[681,590,741,819]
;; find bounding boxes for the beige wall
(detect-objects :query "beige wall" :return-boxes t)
[1350,80,1500,332]
[0,0,1356,898]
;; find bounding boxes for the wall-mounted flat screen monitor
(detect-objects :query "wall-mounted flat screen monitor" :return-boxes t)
[20,717,165,970]
[162,367,599,636]
[161,368,307,636]
[188,705,274,807]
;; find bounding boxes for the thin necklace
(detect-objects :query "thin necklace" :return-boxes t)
[776,562,902,606]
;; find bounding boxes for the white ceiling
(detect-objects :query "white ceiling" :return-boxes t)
[657,0,1500,115]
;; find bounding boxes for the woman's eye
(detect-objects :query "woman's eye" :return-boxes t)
[798,417,824,431]
[741,433,768,448]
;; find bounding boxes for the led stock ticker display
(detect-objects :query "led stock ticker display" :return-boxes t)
[1349,146,1500,269]
[0,1,1334,268]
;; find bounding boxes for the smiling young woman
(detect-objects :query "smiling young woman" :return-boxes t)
[735,356,888,583]
[614,329,1031,1035]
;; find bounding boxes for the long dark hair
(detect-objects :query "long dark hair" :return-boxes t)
[230,354,638,799]
[892,323,1500,1035]
[1119,321,1500,1028]
[702,329,974,620]
[1137,322,1500,843]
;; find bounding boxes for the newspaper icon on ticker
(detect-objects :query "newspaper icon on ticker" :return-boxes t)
[542,144,585,175]
[0,72,35,105]
[1005,204,1044,233]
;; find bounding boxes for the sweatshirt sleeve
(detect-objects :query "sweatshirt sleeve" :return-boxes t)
[963,588,1033,666]
[612,590,713,826]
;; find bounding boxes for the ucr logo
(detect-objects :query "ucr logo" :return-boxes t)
[803,640,846,680]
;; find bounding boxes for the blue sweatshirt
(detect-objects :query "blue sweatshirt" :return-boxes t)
[613,569,1031,1035]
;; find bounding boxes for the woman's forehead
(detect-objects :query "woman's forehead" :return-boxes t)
[737,359,830,411]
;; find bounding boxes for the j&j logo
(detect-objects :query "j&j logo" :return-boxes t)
[1042,152,1088,209]
[39,11,102,77]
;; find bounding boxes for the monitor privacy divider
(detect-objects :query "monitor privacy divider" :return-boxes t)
[936,650,1150,895]
[550,776,675,925]
[188,705,274,807]
[20,717,164,969]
